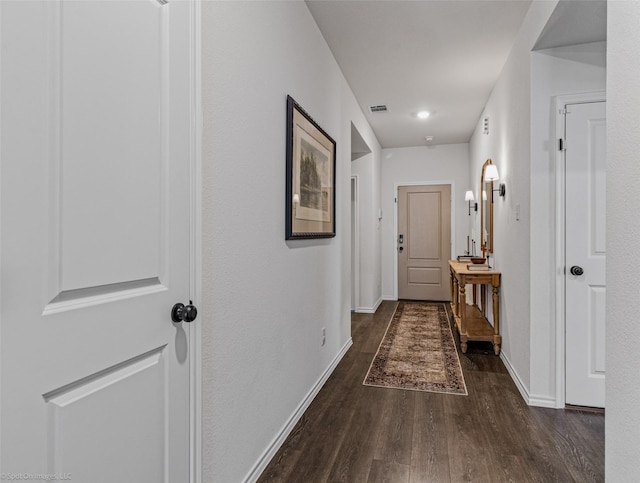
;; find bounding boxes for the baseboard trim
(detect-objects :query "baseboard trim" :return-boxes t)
[500,353,560,408]
[243,337,353,483]
[500,352,531,405]
[528,395,559,409]
[355,296,383,314]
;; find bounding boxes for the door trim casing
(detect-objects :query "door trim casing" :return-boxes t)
[350,176,361,312]
[188,1,202,482]
[393,181,456,300]
[554,91,605,409]
[189,0,204,483]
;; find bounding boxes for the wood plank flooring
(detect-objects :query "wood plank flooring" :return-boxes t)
[257,301,604,482]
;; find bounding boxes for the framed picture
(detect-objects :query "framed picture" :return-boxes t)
[285,95,336,239]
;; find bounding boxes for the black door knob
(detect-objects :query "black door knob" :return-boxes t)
[570,266,584,276]
[171,302,198,323]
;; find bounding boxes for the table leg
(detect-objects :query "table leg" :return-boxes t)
[493,285,501,355]
[453,278,459,317]
[450,270,455,312]
[459,283,467,353]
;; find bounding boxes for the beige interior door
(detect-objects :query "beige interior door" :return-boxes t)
[1,1,196,481]
[397,185,451,300]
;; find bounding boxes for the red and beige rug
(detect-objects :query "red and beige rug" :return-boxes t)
[363,301,467,395]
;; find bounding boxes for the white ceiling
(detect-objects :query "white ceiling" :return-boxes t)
[306,0,533,149]
[306,1,607,150]
[534,0,606,50]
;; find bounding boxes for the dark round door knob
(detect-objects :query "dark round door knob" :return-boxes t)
[570,266,584,276]
[171,302,198,323]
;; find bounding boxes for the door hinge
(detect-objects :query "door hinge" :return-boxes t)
[559,108,570,115]
[394,197,397,203]
[559,138,567,151]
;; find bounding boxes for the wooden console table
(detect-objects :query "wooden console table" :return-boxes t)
[449,260,501,355]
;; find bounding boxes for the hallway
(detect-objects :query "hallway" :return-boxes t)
[258,301,604,482]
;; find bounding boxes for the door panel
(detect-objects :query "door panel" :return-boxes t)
[44,347,167,482]
[1,1,194,480]
[45,2,170,310]
[407,192,441,259]
[56,0,165,291]
[407,267,441,285]
[398,185,451,300]
[565,101,606,408]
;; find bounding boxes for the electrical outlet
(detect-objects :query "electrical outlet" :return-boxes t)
[321,327,326,346]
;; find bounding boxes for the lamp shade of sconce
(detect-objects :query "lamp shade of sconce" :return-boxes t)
[484,164,500,181]
[292,193,300,204]
[465,190,477,215]
[484,164,506,200]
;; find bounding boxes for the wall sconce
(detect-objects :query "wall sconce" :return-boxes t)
[465,190,477,215]
[485,165,506,200]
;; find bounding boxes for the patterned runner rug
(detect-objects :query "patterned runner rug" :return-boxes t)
[363,301,467,395]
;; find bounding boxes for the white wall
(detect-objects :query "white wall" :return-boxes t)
[380,144,470,299]
[606,2,640,479]
[529,42,606,406]
[468,1,558,397]
[201,2,380,481]
[351,150,382,312]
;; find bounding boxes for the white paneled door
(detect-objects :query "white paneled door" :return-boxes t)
[1,1,197,481]
[397,185,451,301]
[565,101,606,408]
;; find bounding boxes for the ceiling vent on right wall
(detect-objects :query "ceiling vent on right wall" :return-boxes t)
[369,105,388,113]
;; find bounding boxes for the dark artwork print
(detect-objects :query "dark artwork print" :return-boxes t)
[299,137,328,211]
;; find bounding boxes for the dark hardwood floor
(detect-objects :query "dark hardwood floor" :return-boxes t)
[258,301,604,482]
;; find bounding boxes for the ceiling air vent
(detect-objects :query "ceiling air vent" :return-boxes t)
[369,105,388,113]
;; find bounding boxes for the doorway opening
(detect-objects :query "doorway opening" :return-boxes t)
[350,122,371,312]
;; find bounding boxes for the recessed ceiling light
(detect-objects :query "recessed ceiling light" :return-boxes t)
[417,111,430,120]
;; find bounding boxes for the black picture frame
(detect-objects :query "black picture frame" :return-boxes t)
[285,95,336,240]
